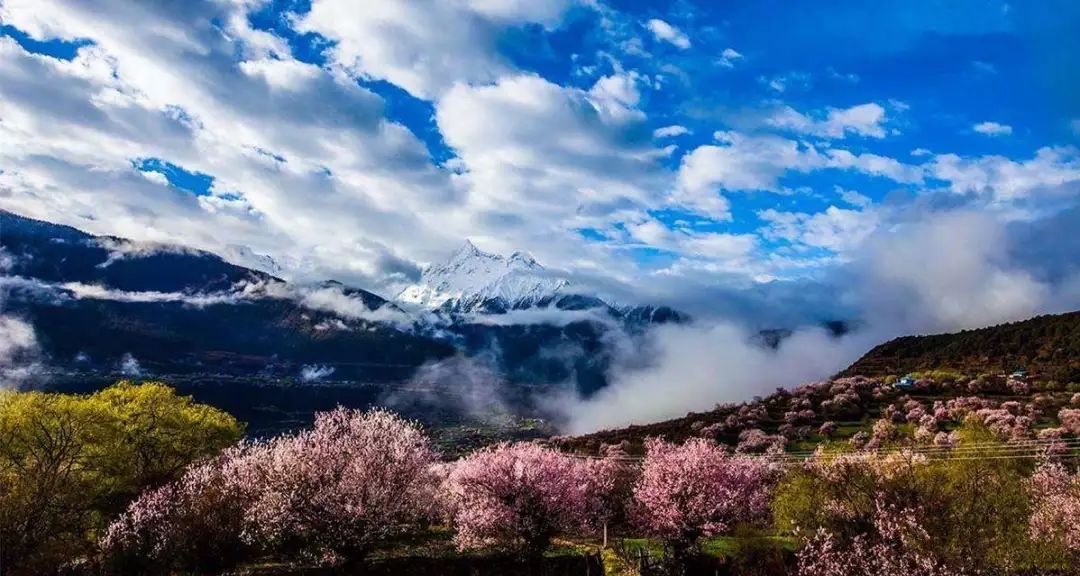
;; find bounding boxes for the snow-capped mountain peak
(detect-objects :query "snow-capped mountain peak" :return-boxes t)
[397,241,568,313]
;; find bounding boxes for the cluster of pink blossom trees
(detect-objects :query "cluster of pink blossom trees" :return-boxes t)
[103,409,440,571]
[101,395,1080,574]
[102,411,781,573]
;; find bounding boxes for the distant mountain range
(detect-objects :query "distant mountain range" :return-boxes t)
[398,239,686,325]
[0,209,684,433]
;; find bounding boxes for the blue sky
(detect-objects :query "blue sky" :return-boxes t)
[1,0,1078,331]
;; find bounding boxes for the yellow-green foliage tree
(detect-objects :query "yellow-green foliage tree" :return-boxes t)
[772,422,1060,574]
[0,382,242,575]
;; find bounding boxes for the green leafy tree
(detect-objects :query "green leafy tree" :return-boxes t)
[0,382,242,575]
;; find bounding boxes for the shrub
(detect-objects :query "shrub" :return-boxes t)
[1059,408,1080,435]
[796,502,954,576]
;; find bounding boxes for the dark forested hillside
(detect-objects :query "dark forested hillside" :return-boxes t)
[839,311,1080,382]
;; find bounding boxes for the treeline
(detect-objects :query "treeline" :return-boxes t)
[840,310,1080,381]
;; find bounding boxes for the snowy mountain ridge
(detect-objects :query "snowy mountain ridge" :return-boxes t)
[396,240,573,313]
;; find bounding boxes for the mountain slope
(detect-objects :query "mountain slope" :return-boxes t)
[0,210,449,377]
[838,311,1080,382]
[556,309,1080,454]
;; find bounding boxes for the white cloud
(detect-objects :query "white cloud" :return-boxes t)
[673,131,922,219]
[645,19,691,49]
[0,315,43,388]
[766,102,889,139]
[300,364,335,382]
[0,0,1077,359]
[824,149,924,184]
[653,125,690,138]
[558,322,873,432]
[836,186,872,208]
[435,73,668,259]
[759,71,811,93]
[586,72,643,122]
[930,147,1080,204]
[119,352,143,376]
[295,0,573,100]
[138,169,170,186]
[0,1,467,293]
[717,48,743,68]
[973,121,1013,136]
[674,132,823,218]
[846,210,1057,333]
[759,206,880,253]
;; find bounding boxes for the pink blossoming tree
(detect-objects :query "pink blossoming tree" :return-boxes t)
[100,448,253,574]
[442,442,590,560]
[1028,461,1080,557]
[239,408,439,564]
[796,503,956,576]
[632,438,773,566]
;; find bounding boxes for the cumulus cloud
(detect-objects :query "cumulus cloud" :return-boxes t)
[653,125,690,138]
[929,147,1080,205]
[836,186,872,208]
[673,131,924,219]
[434,73,668,258]
[973,121,1013,136]
[673,132,821,218]
[766,102,889,139]
[294,0,572,100]
[759,206,880,253]
[0,0,459,293]
[645,19,691,49]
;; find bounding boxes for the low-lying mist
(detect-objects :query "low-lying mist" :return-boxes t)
[552,208,1080,434]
